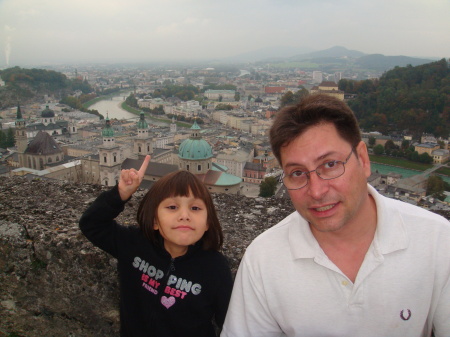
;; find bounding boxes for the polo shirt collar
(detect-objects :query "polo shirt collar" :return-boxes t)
[288,184,409,259]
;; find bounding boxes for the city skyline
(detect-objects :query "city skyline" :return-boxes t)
[1,0,449,67]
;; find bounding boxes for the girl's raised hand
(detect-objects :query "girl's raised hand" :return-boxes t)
[118,155,151,201]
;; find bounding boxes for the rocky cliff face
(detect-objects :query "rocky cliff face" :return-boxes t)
[0,177,295,336]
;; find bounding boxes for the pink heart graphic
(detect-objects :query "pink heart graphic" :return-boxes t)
[161,296,176,309]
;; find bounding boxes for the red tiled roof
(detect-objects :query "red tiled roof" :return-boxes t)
[264,86,285,94]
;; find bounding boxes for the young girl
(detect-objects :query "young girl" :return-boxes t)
[79,156,233,337]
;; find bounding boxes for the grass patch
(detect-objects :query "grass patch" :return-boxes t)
[435,166,450,176]
[120,102,141,115]
[369,155,433,171]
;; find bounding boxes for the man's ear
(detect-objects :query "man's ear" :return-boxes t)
[356,141,371,178]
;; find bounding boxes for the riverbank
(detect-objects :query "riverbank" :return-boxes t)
[369,154,432,171]
[119,101,193,128]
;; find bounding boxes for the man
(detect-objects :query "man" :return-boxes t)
[221,94,450,337]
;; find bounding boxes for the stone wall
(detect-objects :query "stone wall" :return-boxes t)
[0,177,295,336]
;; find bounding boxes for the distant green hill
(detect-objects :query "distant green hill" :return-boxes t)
[356,54,434,71]
[265,46,435,73]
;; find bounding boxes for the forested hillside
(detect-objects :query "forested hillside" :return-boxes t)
[339,59,450,138]
[0,67,93,109]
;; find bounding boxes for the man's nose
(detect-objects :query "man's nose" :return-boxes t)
[306,171,329,199]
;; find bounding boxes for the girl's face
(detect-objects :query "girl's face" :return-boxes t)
[154,192,209,258]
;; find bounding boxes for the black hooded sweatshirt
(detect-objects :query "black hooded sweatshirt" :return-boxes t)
[79,185,233,337]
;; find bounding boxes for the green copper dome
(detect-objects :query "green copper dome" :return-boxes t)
[102,117,115,137]
[178,121,213,160]
[137,112,148,129]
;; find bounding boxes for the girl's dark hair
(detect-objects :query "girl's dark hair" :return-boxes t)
[136,170,223,251]
[270,93,362,165]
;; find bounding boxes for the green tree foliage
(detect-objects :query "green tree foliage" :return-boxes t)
[426,175,447,200]
[215,104,233,110]
[368,136,376,147]
[0,66,94,108]
[60,96,103,119]
[384,139,398,151]
[280,91,295,107]
[153,84,199,101]
[125,94,139,108]
[259,176,278,197]
[0,128,15,148]
[344,59,450,137]
[373,144,384,155]
[401,140,410,150]
[0,66,67,90]
[280,88,309,108]
[418,152,433,164]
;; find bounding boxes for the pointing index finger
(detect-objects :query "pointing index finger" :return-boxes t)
[138,155,151,178]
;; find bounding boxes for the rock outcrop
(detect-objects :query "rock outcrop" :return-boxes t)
[0,177,295,336]
[3,176,449,336]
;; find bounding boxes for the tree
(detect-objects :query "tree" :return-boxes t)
[215,104,233,111]
[373,144,384,155]
[426,175,446,200]
[368,136,376,147]
[259,177,278,197]
[280,91,295,107]
[0,128,15,148]
[234,92,240,101]
[419,152,433,164]
[125,94,138,108]
[6,128,15,147]
[384,139,397,151]
[401,140,410,150]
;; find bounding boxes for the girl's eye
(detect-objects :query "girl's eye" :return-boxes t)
[191,206,202,211]
[166,205,177,210]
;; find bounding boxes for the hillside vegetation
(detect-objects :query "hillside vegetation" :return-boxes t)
[0,67,93,109]
[339,58,450,137]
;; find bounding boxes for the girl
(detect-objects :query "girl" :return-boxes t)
[79,156,233,337]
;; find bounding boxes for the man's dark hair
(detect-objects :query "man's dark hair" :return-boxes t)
[270,94,362,165]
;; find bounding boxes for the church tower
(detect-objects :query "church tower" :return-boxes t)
[170,116,177,133]
[15,103,27,167]
[133,111,153,159]
[98,116,121,186]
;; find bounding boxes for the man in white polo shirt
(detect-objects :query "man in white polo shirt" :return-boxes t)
[221,94,450,337]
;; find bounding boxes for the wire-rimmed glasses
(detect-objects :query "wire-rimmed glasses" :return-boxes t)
[280,150,354,190]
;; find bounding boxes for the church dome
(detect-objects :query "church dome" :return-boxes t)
[178,121,213,160]
[41,105,55,118]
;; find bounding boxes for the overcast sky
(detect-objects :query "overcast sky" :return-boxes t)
[1,0,449,67]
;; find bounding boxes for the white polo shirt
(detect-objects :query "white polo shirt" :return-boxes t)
[222,185,450,337]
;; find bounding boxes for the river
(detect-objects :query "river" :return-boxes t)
[89,93,138,121]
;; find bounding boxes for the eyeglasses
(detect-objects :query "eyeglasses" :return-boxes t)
[280,150,354,190]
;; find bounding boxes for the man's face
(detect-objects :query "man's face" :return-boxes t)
[280,122,372,234]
